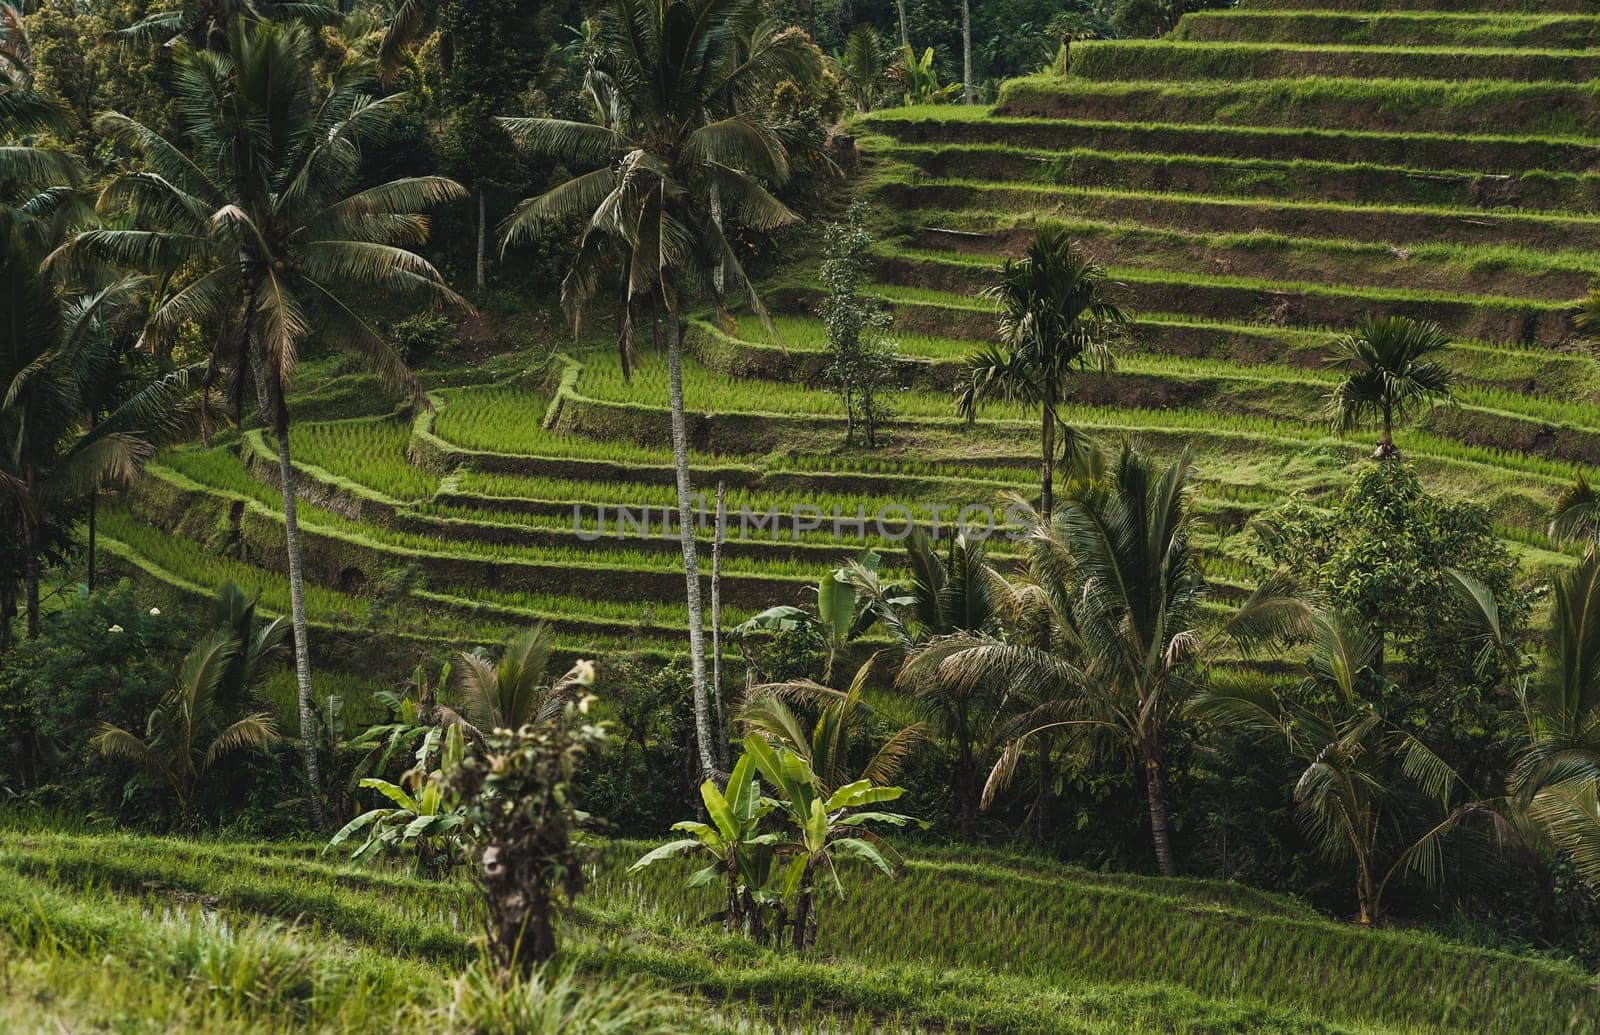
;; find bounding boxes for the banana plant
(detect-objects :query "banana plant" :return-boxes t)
[735,551,906,681]
[628,751,785,938]
[741,734,921,949]
[326,722,468,876]
[894,44,962,107]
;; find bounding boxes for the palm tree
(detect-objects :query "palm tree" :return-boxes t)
[741,653,929,796]
[210,580,291,708]
[117,0,340,53]
[68,20,467,826]
[1548,474,1600,547]
[1324,315,1456,461]
[910,445,1313,874]
[92,628,281,824]
[959,228,1125,522]
[1195,614,1461,924]
[497,0,816,780]
[853,529,1018,834]
[2,249,201,644]
[456,622,595,731]
[835,26,889,113]
[1451,554,1600,893]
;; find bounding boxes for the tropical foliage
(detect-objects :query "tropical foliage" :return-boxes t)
[64,19,465,824]
[91,588,285,823]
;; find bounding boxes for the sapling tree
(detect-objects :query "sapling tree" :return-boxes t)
[819,203,902,448]
[450,682,605,972]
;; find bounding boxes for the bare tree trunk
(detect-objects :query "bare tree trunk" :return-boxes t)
[665,306,719,782]
[962,0,974,104]
[86,492,97,593]
[475,192,487,294]
[1144,742,1178,877]
[1354,834,1377,925]
[23,530,40,640]
[1040,403,1055,522]
[254,353,327,830]
[711,481,728,768]
[895,0,909,48]
[0,578,14,655]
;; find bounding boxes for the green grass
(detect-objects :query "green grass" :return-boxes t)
[1067,40,1600,85]
[1174,11,1600,51]
[906,209,1599,300]
[4,824,1596,1034]
[856,108,1600,175]
[994,74,1600,137]
[876,176,1600,255]
[888,141,1600,216]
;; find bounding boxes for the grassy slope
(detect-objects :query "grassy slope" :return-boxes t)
[3,822,1594,1034]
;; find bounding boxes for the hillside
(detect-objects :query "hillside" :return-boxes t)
[87,0,1600,703]
[3,823,1593,1033]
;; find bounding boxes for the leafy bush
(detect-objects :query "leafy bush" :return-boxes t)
[389,313,459,366]
[0,581,196,814]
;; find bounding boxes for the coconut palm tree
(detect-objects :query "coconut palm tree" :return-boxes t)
[497,0,817,780]
[456,622,596,731]
[373,0,446,80]
[1548,475,1600,547]
[66,20,467,826]
[910,445,1314,875]
[851,529,1018,834]
[92,628,281,823]
[1325,315,1456,461]
[1195,614,1463,924]
[958,228,1125,522]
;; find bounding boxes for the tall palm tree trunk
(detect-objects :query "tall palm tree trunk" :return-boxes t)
[255,353,327,829]
[961,0,974,104]
[895,0,909,48]
[1144,741,1178,877]
[475,192,487,294]
[711,480,728,768]
[665,306,718,781]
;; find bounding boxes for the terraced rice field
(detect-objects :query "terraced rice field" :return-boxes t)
[106,0,1599,693]
[5,823,1594,1033]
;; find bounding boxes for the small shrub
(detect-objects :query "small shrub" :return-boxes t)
[450,687,605,971]
[390,313,458,366]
